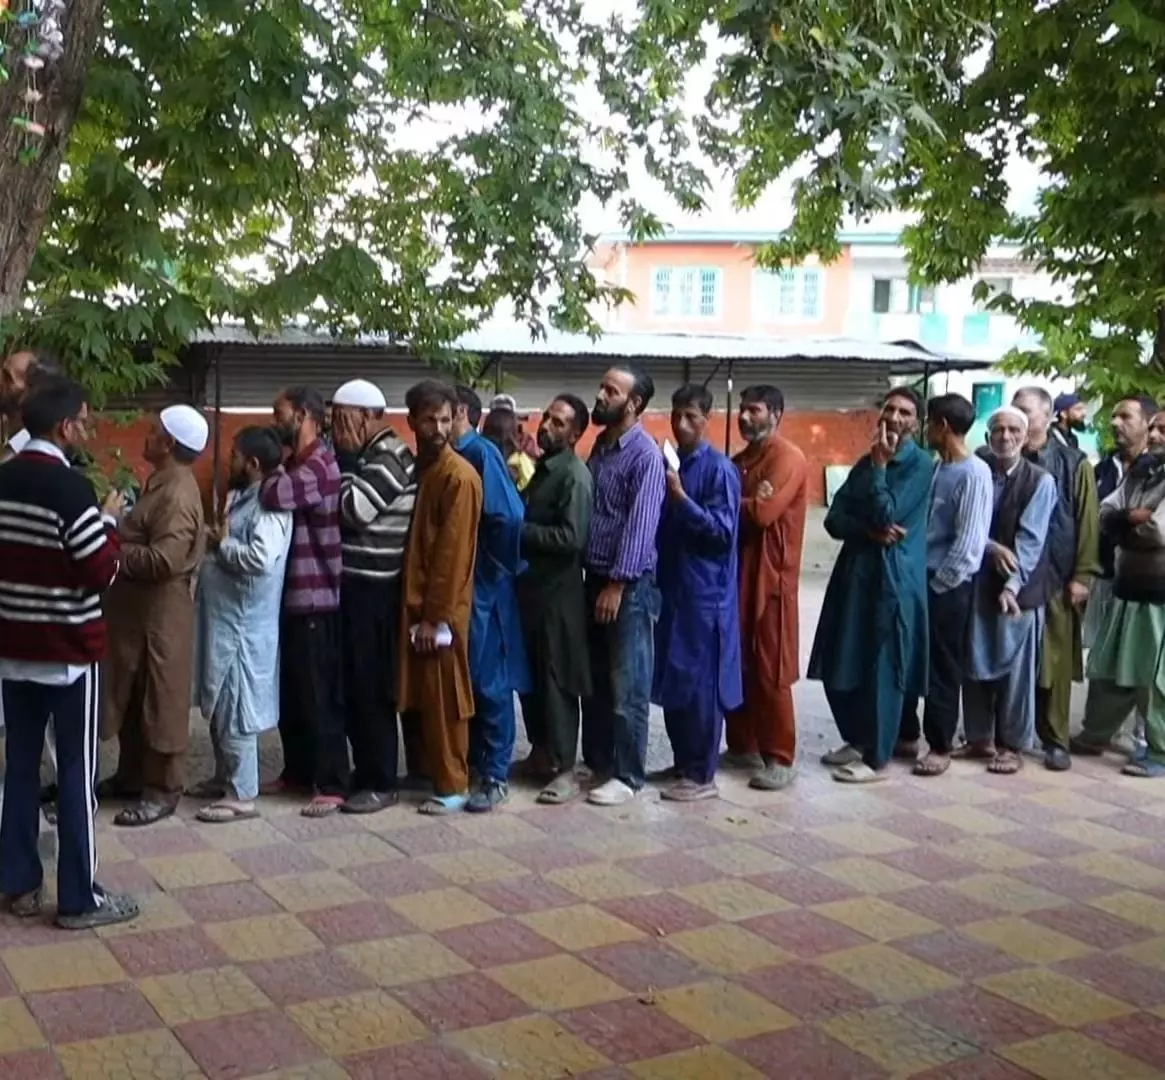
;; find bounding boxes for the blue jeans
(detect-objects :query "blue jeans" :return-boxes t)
[582,574,661,790]
[210,721,260,801]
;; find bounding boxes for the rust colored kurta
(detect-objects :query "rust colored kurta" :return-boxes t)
[398,444,482,795]
[102,463,205,796]
[727,433,808,765]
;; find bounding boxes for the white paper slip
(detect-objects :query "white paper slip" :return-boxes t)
[662,439,681,472]
[409,622,453,648]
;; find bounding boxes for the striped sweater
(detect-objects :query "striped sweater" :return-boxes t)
[339,427,417,581]
[0,448,121,663]
[260,440,342,614]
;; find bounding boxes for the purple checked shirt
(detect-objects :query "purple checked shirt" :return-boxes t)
[586,422,666,581]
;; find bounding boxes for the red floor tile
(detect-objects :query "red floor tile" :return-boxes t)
[558,998,704,1062]
[392,971,532,1031]
[748,831,855,866]
[890,885,1003,927]
[378,823,479,857]
[994,829,1091,859]
[915,1052,1052,1078]
[1026,903,1155,949]
[641,818,744,850]
[732,1025,891,1079]
[742,909,872,958]
[985,799,1065,829]
[116,827,210,858]
[295,900,417,946]
[26,983,162,1043]
[0,965,14,998]
[616,851,724,888]
[1053,952,1165,1009]
[749,868,862,905]
[1124,841,1165,870]
[269,810,363,842]
[876,848,981,883]
[175,1009,321,1080]
[581,940,710,992]
[96,859,162,895]
[437,917,561,968]
[744,961,879,1020]
[1011,863,1115,901]
[0,1050,65,1080]
[343,859,450,898]
[1085,1011,1165,1069]
[467,876,579,915]
[244,950,375,1006]
[1094,810,1165,836]
[345,1039,491,1079]
[598,893,719,936]
[763,800,848,829]
[104,926,229,978]
[896,932,1024,980]
[228,842,327,878]
[904,985,1055,1048]
[876,814,972,847]
[498,840,598,873]
[171,881,282,922]
[0,915,70,948]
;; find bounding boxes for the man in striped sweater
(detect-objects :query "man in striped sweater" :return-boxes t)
[0,376,138,928]
[331,379,417,813]
[262,387,347,817]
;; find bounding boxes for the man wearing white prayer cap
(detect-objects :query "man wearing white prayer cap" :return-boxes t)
[330,379,417,812]
[100,406,207,826]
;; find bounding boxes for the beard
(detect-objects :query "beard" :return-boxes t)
[738,417,773,443]
[537,429,564,455]
[275,421,299,447]
[228,468,251,490]
[591,398,627,427]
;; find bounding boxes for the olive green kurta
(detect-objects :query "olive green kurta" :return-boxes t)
[1038,457,1100,749]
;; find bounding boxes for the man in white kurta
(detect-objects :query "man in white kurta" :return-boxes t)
[191,427,292,822]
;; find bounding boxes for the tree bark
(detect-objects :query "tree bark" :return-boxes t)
[0,0,106,319]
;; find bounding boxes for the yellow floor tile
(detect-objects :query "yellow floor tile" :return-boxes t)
[977,968,1137,1026]
[204,913,322,962]
[140,850,248,890]
[336,933,472,987]
[931,778,1008,805]
[1123,936,1165,971]
[811,897,941,941]
[0,997,44,1054]
[303,833,403,869]
[2,940,125,993]
[240,1064,350,1080]
[449,1014,609,1080]
[544,863,658,902]
[387,887,502,932]
[655,980,796,1042]
[419,848,528,885]
[95,891,194,938]
[257,870,371,913]
[674,880,792,921]
[287,989,428,1057]
[1025,790,1124,819]
[818,944,959,1002]
[810,822,915,855]
[571,832,670,859]
[452,813,556,848]
[519,904,643,951]
[191,817,287,852]
[1063,851,1165,890]
[702,811,786,839]
[922,805,1017,836]
[999,1031,1162,1080]
[56,1029,202,1080]
[822,1005,974,1074]
[665,923,792,975]
[942,837,1042,871]
[1089,889,1165,930]
[950,873,1064,914]
[689,842,792,877]
[137,966,272,1024]
[961,916,1096,964]
[629,1045,766,1079]
[1049,819,1143,851]
[815,857,927,895]
[487,954,628,1010]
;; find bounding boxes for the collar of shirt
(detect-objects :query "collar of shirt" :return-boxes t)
[679,441,709,465]
[595,421,647,455]
[536,447,574,473]
[455,429,478,451]
[25,438,69,465]
[294,438,323,466]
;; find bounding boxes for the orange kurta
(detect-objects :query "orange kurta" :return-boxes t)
[727,433,808,764]
[397,444,482,795]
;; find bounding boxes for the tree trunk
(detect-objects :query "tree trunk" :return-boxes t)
[0,0,106,319]
[1156,303,1165,373]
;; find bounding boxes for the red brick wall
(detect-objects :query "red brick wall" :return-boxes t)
[87,407,879,509]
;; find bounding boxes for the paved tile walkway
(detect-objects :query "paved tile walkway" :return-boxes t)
[1,746,1165,1079]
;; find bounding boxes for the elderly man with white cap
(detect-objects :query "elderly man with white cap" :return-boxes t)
[100,405,207,827]
[331,378,417,813]
[958,406,1057,775]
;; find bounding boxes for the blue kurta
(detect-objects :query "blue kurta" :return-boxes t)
[455,429,532,782]
[652,443,742,782]
[808,437,932,769]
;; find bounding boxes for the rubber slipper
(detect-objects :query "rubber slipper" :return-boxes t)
[987,751,1023,775]
[537,773,581,805]
[832,762,888,784]
[301,796,345,818]
[1121,758,1165,778]
[912,754,951,777]
[341,790,399,814]
[196,803,260,824]
[113,801,177,828]
[821,745,863,767]
[418,793,469,816]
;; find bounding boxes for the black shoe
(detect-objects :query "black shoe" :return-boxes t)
[1044,746,1072,771]
[341,790,399,814]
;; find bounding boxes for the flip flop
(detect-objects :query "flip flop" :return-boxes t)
[537,773,581,805]
[912,754,951,778]
[1121,758,1165,778]
[301,795,345,818]
[987,751,1023,775]
[821,745,863,767]
[832,762,888,784]
[113,801,177,828]
[418,793,470,816]
[196,803,260,824]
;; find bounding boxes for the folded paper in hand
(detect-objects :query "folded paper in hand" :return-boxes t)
[410,622,453,648]
[662,439,681,473]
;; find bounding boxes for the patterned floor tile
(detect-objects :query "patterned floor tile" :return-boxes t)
[140,851,249,890]
[174,1009,322,1079]
[626,1044,764,1079]
[1065,850,1165,890]
[731,1025,891,1079]
[895,932,1026,980]
[116,825,210,858]
[342,858,450,898]
[293,900,416,946]
[999,1030,1162,1080]
[903,985,1056,1048]
[543,863,658,903]
[688,842,792,878]
[420,848,528,885]
[500,840,599,874]
[673,880,792,921]
[519,903,643,951]
[2,941,125,993]
[743,960,878,1020]
[598,892,719,936]
[1088,889,1165,929]
[616,852,724,889]
[450,813,549,849]
[287,989,429,1057]
[55,1028,202,1079]
[977,968,1137,1026]
[810,822,916,855]
[385,886,501,932]
[344,1040,491,1079]
[874,814,972,847]
[873,847,981,883]
[230,844,329,878]
[557,999,703,1063]
[747,830,855,866]
[0,997,44,1054]
[25,983,161,1044]
[664,923,792,975]
[336,933,472,988]
[580,940,711,992]
[488,954,628,1010]
[889,885,1004,928]
[448,1014,610,1079]
[1011,862,1120,902]
[137,966,272,1025]
[437,917,561,967]
[1049,819,1144,851]
[257,870,371,913]
[243,950,375,1006]
[817,943,960,1003]
[204,913,323,962]
[1025,903,1154,949]
[170,881,282,922]
[820,1005,977,1075]
[960,916,1096,964]
[0,1048,65,1080]
[188,815,287,853]
[811,896,942,941]
[949,874,1066,914]
[376,822,481,857]
[468,876,581,915]
[941,838,1043,872]
[102,925,229,978]
[740,908,872,958]
[922,806,1018,837]
[653,980,797,1042]
[95,891,195,939]
[995,828,1093,859]
[392,971,533,1032]
[1052,952,1165,1010]
[913,1056,1042,1080]
[1084,1010,1165,1069]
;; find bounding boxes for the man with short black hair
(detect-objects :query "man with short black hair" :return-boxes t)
[583,366,666,807]
[517,394,593,803]
[0,347,62,461]
[0,376,139,927]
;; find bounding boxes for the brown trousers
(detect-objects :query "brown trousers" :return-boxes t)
[115,713,185,802]
[726,683,796,766]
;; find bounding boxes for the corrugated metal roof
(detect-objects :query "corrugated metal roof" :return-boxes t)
[190,324,986,373]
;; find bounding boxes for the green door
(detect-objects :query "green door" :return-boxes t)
[972,382,1004,418]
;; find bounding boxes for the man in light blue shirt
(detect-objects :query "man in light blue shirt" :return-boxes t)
[901,393,993,777]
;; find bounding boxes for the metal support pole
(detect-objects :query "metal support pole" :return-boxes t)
[211,348,223,517]
[725,358,735,456]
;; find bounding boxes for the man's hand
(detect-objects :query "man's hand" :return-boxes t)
[595,581,625,625]
[413,620,440,654]
[756,479,774,501]
[1128,507,1153,526]
[665,469,685,502]
[1066,580,1090,607]
[999,588,1021,616]
[869,525,907,547]
[988,541,1019,576]
[101,489,125,519]
[870,421,898,467]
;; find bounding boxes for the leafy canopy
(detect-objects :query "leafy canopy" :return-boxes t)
[1,0,705,399]
[626,0,1165,401]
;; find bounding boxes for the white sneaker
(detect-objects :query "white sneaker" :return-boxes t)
[587,778,637,807]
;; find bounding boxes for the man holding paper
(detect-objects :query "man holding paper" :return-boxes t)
[398,381,482,815]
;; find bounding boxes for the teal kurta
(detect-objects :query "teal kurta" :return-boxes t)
[808,437,933,768]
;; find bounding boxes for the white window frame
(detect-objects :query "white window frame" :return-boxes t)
[649,266,723,320]
[752,267,825,323]
[872,277,937,315]
[973,276,1014,313]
